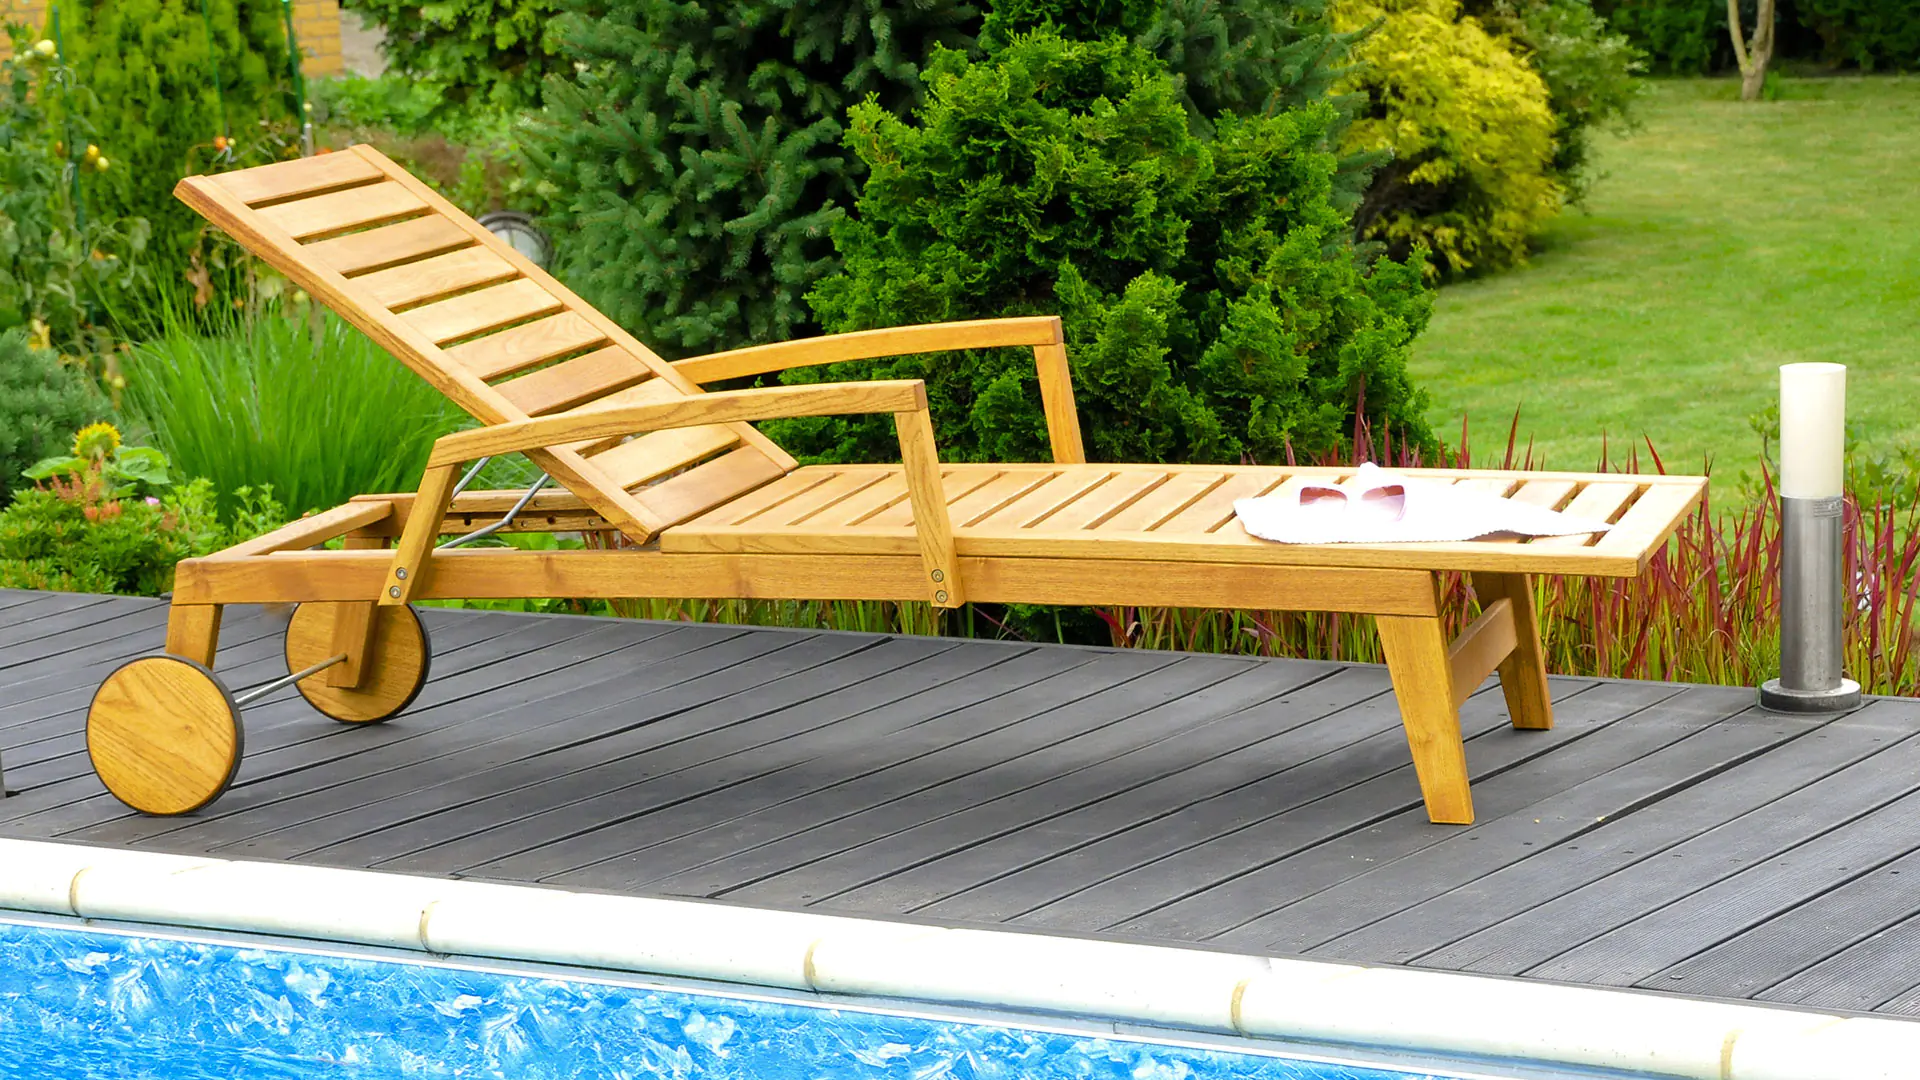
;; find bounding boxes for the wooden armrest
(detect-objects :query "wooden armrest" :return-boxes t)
[427,381,928,466]
[672,317,1062,382]
[673,316,1085,465]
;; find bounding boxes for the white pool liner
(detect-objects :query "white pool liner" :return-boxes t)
[0,836,1911,1080]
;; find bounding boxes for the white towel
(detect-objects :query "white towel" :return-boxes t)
[1233,463,1614,545]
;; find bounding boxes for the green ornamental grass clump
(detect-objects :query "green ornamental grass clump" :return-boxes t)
[778,29,1435,467]
[118,293,473,519]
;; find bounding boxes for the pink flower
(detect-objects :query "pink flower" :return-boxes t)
[145,496,161,507]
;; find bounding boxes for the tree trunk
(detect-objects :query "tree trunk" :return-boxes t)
[1729,0,1778,102]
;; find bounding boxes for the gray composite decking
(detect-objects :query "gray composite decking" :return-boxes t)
[4,587,1920,1019]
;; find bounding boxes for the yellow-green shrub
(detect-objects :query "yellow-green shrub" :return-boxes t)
[1334,0,1562,275]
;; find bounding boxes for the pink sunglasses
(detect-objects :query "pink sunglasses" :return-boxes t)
[1297,480,1408,522]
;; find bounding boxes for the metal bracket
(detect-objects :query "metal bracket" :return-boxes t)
[437,474,552,550]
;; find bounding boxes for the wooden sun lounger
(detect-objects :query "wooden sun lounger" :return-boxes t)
[80,146,1707,825]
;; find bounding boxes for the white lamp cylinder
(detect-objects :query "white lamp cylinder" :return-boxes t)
[1778,362,1846,498]
[1761,362,1859,713]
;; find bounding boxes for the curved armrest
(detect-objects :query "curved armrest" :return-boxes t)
[427,381,928,467]
[673,316,1085,464]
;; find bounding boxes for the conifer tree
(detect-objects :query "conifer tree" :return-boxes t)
[525,0,979,357]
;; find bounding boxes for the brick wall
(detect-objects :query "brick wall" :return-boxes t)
[0,1,344,76]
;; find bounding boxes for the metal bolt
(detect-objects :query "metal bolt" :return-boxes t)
[394,567,408,580]
[388,586,402,599]
[931,569,945,583]
[934,590,948,604]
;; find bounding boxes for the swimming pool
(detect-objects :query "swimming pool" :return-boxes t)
[0,917,1491,1080]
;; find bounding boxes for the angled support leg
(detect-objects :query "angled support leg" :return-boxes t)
[164,602,224,668]
[1471,571,1554,731]
[384,465,458,607]
[1376,612,1473,825]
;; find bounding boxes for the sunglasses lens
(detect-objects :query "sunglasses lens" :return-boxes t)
[1357,485,1407,521]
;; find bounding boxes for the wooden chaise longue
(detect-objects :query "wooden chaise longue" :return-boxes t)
[81,147,1707,824]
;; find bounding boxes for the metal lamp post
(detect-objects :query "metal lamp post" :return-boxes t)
[1759,362,1862,713]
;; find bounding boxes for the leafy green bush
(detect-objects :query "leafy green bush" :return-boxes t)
[58,0,295,283]
[784,31,1434,467]
[0,428,284,595]
[0,329,103,507]
[1466,0,1643,201]
[117,291,474,518]
[1592,0,1725,72]
[1796,0,1920,69]
[0,27,152,356]
[527,0,980,357]
[311,73,542,217]
[1335,0,1563,276]
[344,0,565,116]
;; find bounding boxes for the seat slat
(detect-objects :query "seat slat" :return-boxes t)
[1526,481,1643,548]
[862,469,1005,529]
[590,425,741,491]
[448,312,608,381]
[704,470,851,528]
[964,469,1117,531]
[405,279,567,346]
[950,469,1062,528]
[214,153,385,206]
[258,180,428,241]
[1096,471,1230,533]
[634,448,787,528]
[306,216,475,277]
[357,246,520,310]
[1508,479,1578,510]
[493,346,656,416]
[1590,482,1701,558]
[1148,472,1287,535]
[1029,469,1172,532]
[772,470,895,527]
[811,472,914,527]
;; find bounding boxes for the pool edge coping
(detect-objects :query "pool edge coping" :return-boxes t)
[0,836,1911,1080]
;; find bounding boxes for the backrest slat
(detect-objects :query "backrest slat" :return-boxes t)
[357,246,520,309]
[445,312,608,381]
[257,180,428,241]
[495,346,656,416]
[177,144,799,544]
[404,279,567,345]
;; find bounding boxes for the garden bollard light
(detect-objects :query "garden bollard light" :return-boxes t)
[1759,362,1862,713]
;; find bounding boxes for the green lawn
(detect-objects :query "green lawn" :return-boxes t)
[1412,76,1920,484]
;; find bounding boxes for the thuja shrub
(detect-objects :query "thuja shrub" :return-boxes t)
[781,31,1434,468]
[1335,0,1562,276]
[59,0,294,277]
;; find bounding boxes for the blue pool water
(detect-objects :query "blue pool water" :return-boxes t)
[0,917,1486,1080]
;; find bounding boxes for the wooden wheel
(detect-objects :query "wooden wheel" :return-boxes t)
[285,602,431,724]
[88,656,243,816]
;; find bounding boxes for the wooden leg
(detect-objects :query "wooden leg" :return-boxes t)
[1376,613,1474,825]
[164,603,224,668]
[385,464,457,606]
[1471,571,1554,731]
[327,536,386,689]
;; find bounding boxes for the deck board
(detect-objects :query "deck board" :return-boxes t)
[5,593,1920,1019]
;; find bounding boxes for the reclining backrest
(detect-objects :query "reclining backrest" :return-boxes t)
[174,144,796,544]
